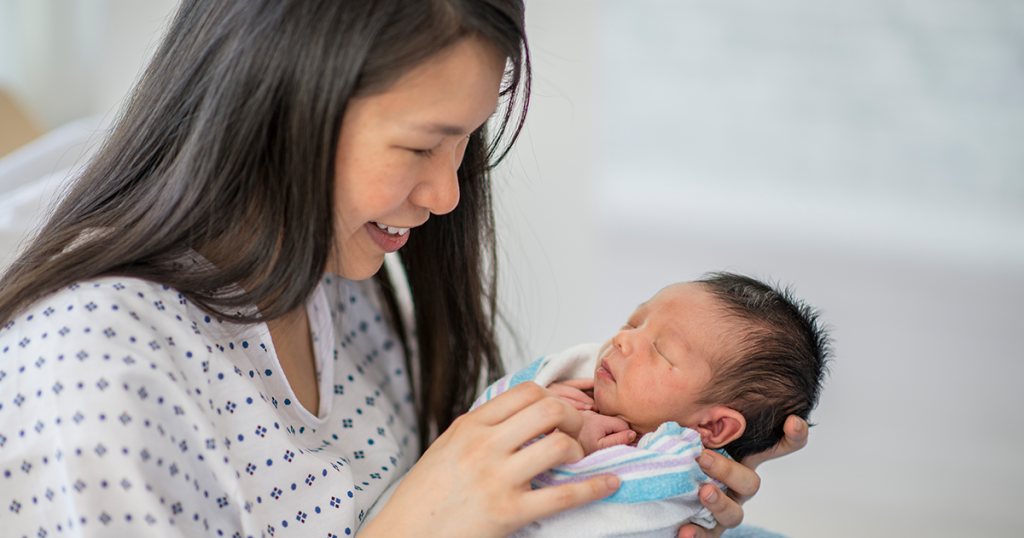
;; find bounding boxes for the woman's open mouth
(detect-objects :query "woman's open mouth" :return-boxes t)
[373,222,409,236]
[367,221,411,252]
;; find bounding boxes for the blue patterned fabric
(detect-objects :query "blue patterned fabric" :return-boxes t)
[723,524,791,538]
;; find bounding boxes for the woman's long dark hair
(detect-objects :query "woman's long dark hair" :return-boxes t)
[0,0,530,451]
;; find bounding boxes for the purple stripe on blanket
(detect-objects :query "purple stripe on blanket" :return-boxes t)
[553,445,698,473]
[579,456,697,476]
[555,445,637,468]
[532,472,595,486]
[540,456,700,485]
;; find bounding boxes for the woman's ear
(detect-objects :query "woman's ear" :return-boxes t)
[693,406,745,449]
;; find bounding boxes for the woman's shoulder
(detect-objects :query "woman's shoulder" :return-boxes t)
[2,276,189,332]
[0,276,228,392]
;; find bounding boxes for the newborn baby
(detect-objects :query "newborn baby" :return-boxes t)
[473,272,831,537]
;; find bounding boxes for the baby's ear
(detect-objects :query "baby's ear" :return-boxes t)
[693,406,745,449]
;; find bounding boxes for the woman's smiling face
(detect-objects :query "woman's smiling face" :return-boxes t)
[327,36,506,279]
[593,283,736,436]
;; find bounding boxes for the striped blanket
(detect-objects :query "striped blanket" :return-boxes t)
[471,343,725,536]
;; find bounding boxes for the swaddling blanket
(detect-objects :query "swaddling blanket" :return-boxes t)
[470,343,723,537]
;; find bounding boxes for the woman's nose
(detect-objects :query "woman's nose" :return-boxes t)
[410,150,461,215]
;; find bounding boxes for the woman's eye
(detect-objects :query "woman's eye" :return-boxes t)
[411,148,434,156]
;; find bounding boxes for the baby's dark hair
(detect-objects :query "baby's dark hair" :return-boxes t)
[694,272,831,462]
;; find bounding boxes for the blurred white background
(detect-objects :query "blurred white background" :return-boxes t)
[2,1,1022,537]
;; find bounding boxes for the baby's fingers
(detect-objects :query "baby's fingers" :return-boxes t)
[522,475,621,522]
[547,383,594,411]
[597,429,636,450]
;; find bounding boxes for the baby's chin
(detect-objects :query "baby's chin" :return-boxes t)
[591,378,605,412]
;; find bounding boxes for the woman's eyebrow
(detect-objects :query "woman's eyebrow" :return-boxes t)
[410,121,470,136]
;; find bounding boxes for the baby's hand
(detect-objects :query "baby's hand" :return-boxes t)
[547,379,595,411]
[578,411,636,455]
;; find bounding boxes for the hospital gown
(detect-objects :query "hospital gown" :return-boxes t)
[0,274,417,538]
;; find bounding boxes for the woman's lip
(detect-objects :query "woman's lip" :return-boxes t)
[365,222,410,253]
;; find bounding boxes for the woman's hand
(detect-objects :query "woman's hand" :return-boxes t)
[359,381,620,538]
[677,415,809,538]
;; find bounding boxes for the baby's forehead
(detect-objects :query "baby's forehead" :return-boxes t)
[641,283,748,357]
[641,282,712,312]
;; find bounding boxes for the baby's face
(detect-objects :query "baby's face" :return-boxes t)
[593,283,733,436]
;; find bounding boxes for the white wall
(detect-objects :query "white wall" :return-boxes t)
[496,2,1024,537]
[493,0,601,368]
[0,0,178,128]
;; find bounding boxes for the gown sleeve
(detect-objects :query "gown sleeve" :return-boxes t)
[2,281,260,537]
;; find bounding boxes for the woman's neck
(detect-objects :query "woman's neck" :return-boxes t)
[266,308,320,415]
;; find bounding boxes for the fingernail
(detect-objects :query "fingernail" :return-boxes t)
[697,453,713,470]
[703,488,718,503]
[794,419,804,432]
[627,431,636,440]
[605,476,620,490]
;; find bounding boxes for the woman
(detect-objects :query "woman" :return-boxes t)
[0,1,805,537]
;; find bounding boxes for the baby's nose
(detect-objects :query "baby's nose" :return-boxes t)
[614,331,635,357]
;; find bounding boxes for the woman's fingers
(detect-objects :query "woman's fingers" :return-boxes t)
[700,483,744,527]
[679,416,809,538]
[675,483,738,538]
[509,430,586,476]
[471,382,565,425]
[678,417,810,538]
[499,392,585,445]
[697,450,760,503]
[520,474,621,522]
[677,523,719,538]
[363,381,612,538]
[467,382,586,453]
[741,415,809,470]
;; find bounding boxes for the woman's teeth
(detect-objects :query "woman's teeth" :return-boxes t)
[374,222,409,236]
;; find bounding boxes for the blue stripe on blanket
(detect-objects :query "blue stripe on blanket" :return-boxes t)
[601,472,702,504]
[507,356,546,389]
[475,357,548,410]
[530,422,731,504]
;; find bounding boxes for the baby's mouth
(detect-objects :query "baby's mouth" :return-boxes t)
[596,358,615,383]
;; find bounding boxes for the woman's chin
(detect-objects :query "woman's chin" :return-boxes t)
[326,254,385,281]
